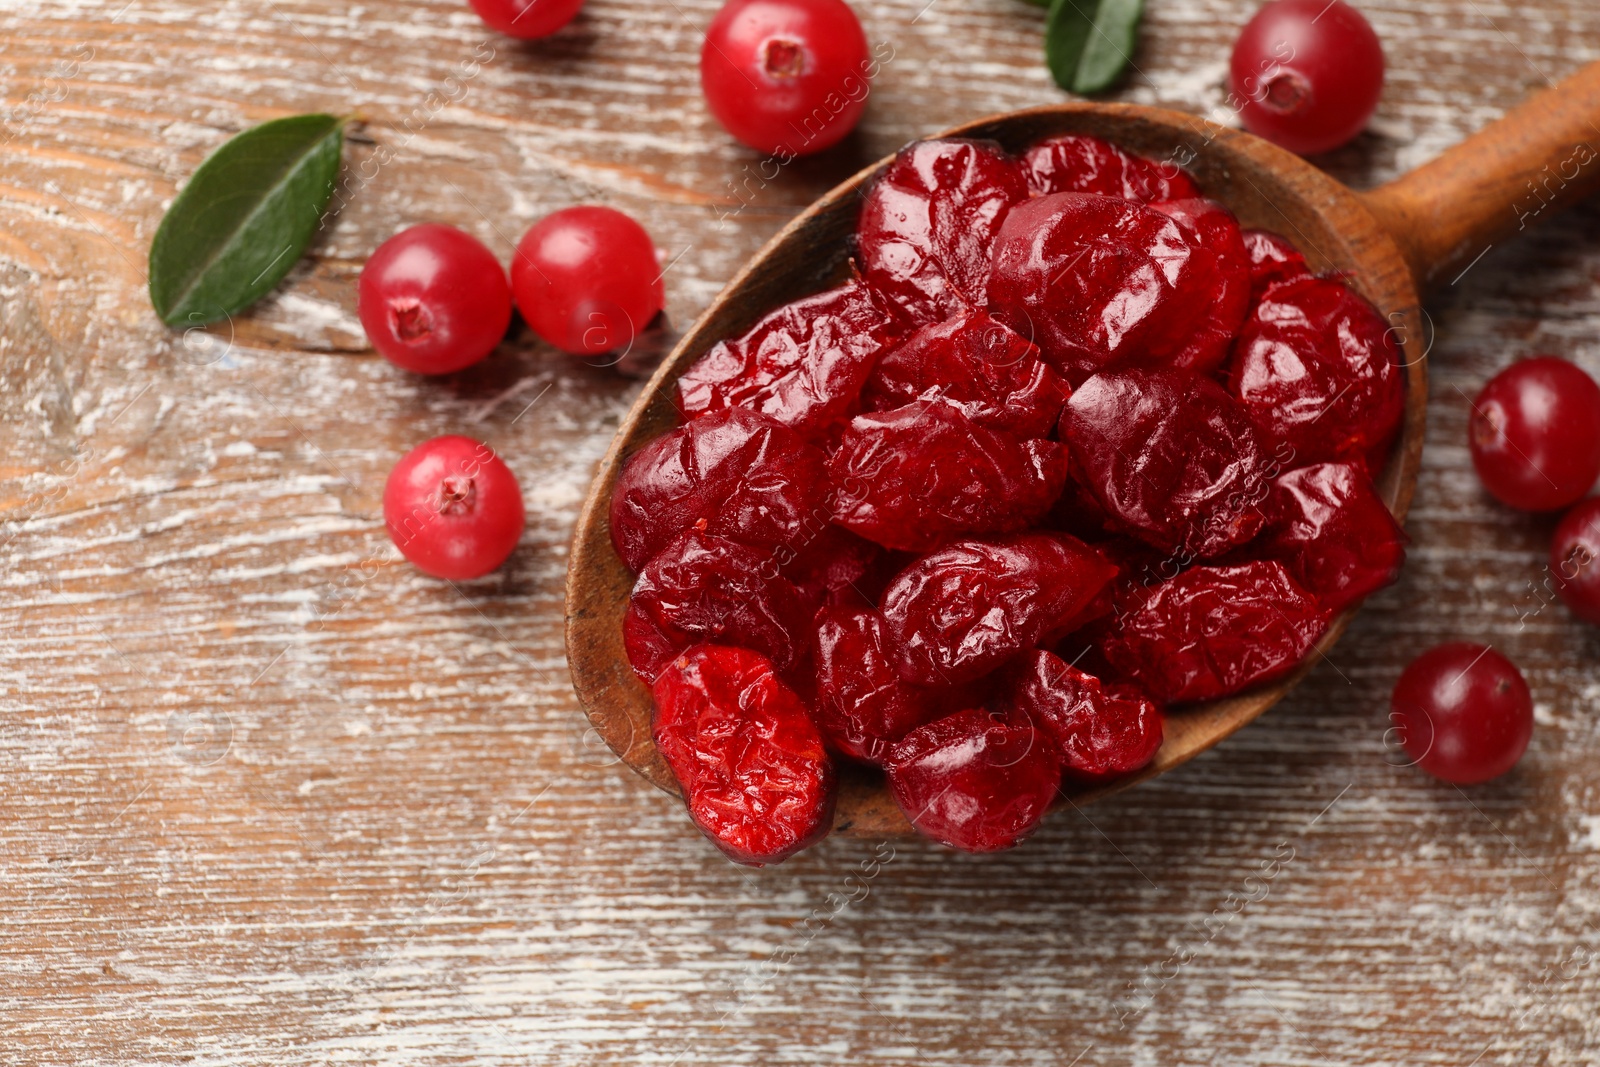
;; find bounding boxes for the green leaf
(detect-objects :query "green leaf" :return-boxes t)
[1045,0,1143,96]
[1018,0,1051,8]
[149,113,345,327]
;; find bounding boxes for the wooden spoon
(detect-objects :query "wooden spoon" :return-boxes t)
[567,61,1600,837]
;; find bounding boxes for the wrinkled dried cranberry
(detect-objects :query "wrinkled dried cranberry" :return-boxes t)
[652,644,835,865]
[610,408,830,573]
[1227,274,1403,475]
[856,138,1029,325]
[829,402,1067,552]
[861,308,1069,439]
[881,532,1117,685]
[1254,462,1407,614]
[884,705,1061,852]
[1102,561,1330,703]
[1145,198,1252,374]
[783,524,889,612]
[997,651,1163,779]
[1062,370,1269,558]
[988,193,1198,383]
[675,277,901,437]
[1021,134,1199,203]
[624,531,811,684]
[1241,228,1309,299]
[812,606,941,763]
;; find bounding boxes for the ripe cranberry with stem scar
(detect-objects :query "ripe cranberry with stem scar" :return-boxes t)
[384,435,526,580]
[512,206,664,357]
[1550,498,1600,624]
[1468,356,1600,512]
[1229,0,1384,156]
[358,224,512,375]
[468,0,585,38]
[1391,643,1532,785]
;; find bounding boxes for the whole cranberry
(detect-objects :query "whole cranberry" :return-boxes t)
[512,206,663,357]
[1229,0,1384,156]
[468,0,584,38]
[358,224,512,375]
[384,436,525,580]
[700,0,871,157]
[1469,357,1600,512]
[1391,643,1533,785]
[1550,498,1600,624]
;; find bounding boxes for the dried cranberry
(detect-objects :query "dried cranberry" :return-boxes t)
[988,193,1198,383]
[829,402,1068,552]
[1144,199,1252,375]
[675,277,901,437]
[1241,228,1309,299]
[997,651,1163,779]
[884,706,1061,852]
[1254,462,1407,614]
[1021,134,1199,203]
[856,138,1029,325]
[1227,274,1403,475]
[812,606,941,763]
[624,530,811,684]
[609,408,830,573]
[1102,561,1330,703]
[1061,370,1269,559]
[880,532,1117,686]
[861,309,1069,438]
[652,644,835,865]
[783,524,889,612]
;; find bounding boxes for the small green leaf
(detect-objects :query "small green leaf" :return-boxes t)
[149,113,345,327]
[1045,0,1144,96]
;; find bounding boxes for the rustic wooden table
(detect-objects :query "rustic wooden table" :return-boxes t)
[5,0,1600,1063]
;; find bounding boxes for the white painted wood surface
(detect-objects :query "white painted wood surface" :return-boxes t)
[3,0,1600,1062]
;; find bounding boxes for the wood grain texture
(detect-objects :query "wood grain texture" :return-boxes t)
[4,0,1600,1064]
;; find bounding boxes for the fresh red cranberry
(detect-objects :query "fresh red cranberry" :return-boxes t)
[675,278,900,438]
[358,224,512,375]
[1240,228,1310,299]
[624,530,812,684]
[1061,370,1268,559]
[383,435,525,580]
[812,606,939,763]
[880,532,1116,686]
[700,0,871,157]
[997,651,1163,779]
[653,644,835,865]
[1144,198,1252,374]
[1229,0,1384,156]
[609,408,830,574]
[512,206,663,357]
[1550,498,1600,624]
[885,706,1061,852]
[1228,274,1403,475]
[468,0,584,37]
[828,402,1068,552]
[1391,643,1532,785]
[1021,134,1198,203]
[857,139,1029,325]
[861,308,1069,439]
[1468,357,1600,512]
[1255,462,1407,615]
[1103,561,1329,703]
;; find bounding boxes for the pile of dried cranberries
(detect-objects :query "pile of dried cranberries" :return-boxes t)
[608,133,1408,864]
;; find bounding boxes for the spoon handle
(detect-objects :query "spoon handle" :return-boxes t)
[1362,59,1600,292]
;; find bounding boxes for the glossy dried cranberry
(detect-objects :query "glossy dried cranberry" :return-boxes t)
[652,644,835,865]
[1255,462,1407,614]
[884,706,1061,852]
[997,651,1163,779]
[783,524,889,612]
[675,277,901,437]
[610,408,830,573]
[856,138,1029,325]
[1061,370,1269,559]
[1021,134,1199,202]
[1241,228,1309,299]
[829,402,1067,552]
[624,531,811,684]
[1227,274,1403,475]
[1102,561,1330,703]
[812,606,940,763]
[881,532,1117,685]
[1145,198,1252,374]
[861,308,1069,439]
[988,193,1198,383]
